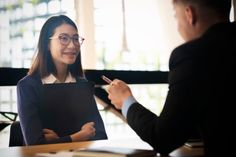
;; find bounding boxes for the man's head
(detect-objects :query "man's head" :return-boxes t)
[173,0,231,41]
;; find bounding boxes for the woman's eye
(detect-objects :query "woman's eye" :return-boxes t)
[62,36,68,41]
[59,36,69,43]
[73,37,79,42]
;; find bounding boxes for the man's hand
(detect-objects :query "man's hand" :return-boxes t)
[107,79,132,109]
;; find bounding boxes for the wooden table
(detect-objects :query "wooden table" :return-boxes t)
[0,138,204,157]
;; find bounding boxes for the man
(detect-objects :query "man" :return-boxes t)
[107,0,235,156]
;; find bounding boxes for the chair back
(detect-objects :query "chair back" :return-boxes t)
[0,111,18,132]
[9,121,24,147]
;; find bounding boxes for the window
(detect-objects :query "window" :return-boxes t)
[75,0,178,139]
[4,0,234,146]
[0,0,173,144]
[0,0,75,147]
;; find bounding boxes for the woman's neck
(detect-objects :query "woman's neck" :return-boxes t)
[55,65,68,83]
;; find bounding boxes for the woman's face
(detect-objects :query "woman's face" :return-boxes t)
[49,23,80,69]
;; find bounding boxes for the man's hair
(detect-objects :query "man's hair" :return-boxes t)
[173,0,232,18]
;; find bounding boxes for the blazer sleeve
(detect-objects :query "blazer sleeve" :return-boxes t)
[17,76,71,145]
[126,48,198,155]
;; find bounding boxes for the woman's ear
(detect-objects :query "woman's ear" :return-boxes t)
[185,5,197,26]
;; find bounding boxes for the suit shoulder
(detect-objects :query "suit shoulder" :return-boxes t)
[170,41,200,69]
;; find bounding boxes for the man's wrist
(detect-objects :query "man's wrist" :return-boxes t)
[121,95,137,118]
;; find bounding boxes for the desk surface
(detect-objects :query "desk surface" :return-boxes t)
[0,138,204,157]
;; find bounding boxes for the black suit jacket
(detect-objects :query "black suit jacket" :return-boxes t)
[126,22,236,156]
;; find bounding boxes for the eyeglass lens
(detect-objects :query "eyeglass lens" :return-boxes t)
[58,34,83,46]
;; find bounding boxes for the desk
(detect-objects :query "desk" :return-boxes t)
[0,138,204,157]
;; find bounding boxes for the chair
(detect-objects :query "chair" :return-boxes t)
[0,111,18,132]
[9,121,24,147]
[0,111,24,146]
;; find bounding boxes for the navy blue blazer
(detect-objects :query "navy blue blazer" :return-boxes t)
[126,22,236,156]
[17,73,107,145]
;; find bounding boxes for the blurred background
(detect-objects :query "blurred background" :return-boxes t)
[0,0,235,148]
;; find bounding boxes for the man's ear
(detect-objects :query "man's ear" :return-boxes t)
[185,5,197,26]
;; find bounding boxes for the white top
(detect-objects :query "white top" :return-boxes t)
[41,72,76,84]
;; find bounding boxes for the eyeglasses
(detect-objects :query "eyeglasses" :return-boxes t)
[49,33,84,46]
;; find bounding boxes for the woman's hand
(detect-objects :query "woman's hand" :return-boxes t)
[43,128,59,141]
[70,122,96,142]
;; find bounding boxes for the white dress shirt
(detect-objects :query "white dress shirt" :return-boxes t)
[41,72,76,84]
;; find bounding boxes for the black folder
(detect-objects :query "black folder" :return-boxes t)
[39,81,107,140]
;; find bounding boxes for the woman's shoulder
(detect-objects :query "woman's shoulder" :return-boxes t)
[17,73,42,87]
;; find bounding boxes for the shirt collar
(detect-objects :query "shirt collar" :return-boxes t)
[42,72,76,84]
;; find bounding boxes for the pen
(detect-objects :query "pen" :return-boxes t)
[101,75,112,84]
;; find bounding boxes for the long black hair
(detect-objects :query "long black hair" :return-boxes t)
[28,15,84,78]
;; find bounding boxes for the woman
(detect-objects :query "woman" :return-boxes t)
[17,15,107,145]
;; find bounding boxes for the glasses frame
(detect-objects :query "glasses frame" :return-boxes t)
[49,33,84,46]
